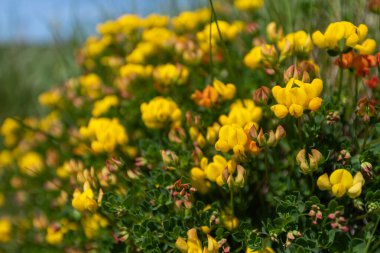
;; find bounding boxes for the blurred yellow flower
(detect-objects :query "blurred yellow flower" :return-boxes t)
[17,152,44,176]
[92,95,119,117]
[0,218,12,243]
[234,0,264,11]
[140,97,182,129]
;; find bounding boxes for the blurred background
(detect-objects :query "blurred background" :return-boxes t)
[0,0,207,120]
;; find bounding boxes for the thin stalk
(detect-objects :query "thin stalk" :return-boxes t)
[364,215,380,253]
[208,0,236,82]
[336,61,344,104]
[230,185,234,217]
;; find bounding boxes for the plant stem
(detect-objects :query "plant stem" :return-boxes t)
[364,215,380,253]
[208,0,236,82]
[230,183,234,217]
[336,62,344,104]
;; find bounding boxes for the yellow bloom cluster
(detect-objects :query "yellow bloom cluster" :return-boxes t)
[38,89,61,107]
[119,63,153,79]
[317,169,364,198]
[219,99,262,127]
[153,64,189,86]
[0,218,11,243]
[72,186,98,212]
[234,0,264,11]
[82,213,108,239]
[215,124,247,156]
[140,97,182,129]
[176,228,218,253]
[79,73,102,99]
[197,21,244,52]
[17,152,44,176]
[0,118,19,147]
[312,21,376,55]
[92,95,119,117]
[246,247,275,253]
[271,78,323,118]
[172,8,210,32]
[79,118,128,153]
[277,30,313,56]
[244,44,277,69]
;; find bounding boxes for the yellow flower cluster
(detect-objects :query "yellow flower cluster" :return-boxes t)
[244,44,277,69]
[176,228,218,253]
[271,78,323,118]
[79,118,128,153]
[0,218,11,243]
[17,152,44,176]
[92,95,119,117]
[119,63,153,79]
[72,186,98,212]
[234,0,264,11]
[79,73,102,99]
[38,89,61,107]
[317,169,365,198]
[219,99,262,127]
[0,118,19,147]
[197,21,244,52]
[81,213,108,239]
[312,21,376,55]
[215,124,247,156]
[140,97,182,129]
[172,8,210,32]
[153,64,189,86]
[277,30,313,56]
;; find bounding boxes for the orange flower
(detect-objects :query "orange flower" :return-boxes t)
[191,85,218,108]
[335,51,377,76]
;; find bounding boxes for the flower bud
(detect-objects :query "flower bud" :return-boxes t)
[253,86,270,105]
[361,162,374,180]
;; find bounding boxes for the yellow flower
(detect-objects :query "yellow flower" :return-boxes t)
[153,64,189,86]
[140,97,182,129]
[215,124,248,156]
[46,226,64,245]
[212,79,236,101]
[79,118,128,153]
[1,118,19,147]
[38,89,61,107]
[172,8,210,32]
[317,169,365,198]
[220,99,262,127]
[92,95,119,117]
[81,213,108,239]
[17,152,44,176]
[317,173,331,190]
[246,247,275,253]
[271,78,323,118]
[0,150,13,169]
[175,228,218,253]
[79,73,102,99]
[277,30,313,56]
[312,22,376,55]
[347,172,365,198]
[190,157,211,194]
[234,0,264,11]
[0,218,12,243]
[141,14,169,29]
[119,63,153,79]
[354,39,377,55]
[205,155,236,186]
[72,187,98,213]
[224,215,239,231]
[244,45,277,69]
[197,21,243,52]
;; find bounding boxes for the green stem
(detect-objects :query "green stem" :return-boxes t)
[230,184,234,217]
[336,62,344,104]
[208,0,236,82]
[364,215,380,253]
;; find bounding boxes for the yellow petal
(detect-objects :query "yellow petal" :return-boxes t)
[330,169,353,189]
[308,97,323,111]
[271,104,288,118]
[317,173,331,190]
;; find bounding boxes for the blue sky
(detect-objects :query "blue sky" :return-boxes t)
[0,0,206,43]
